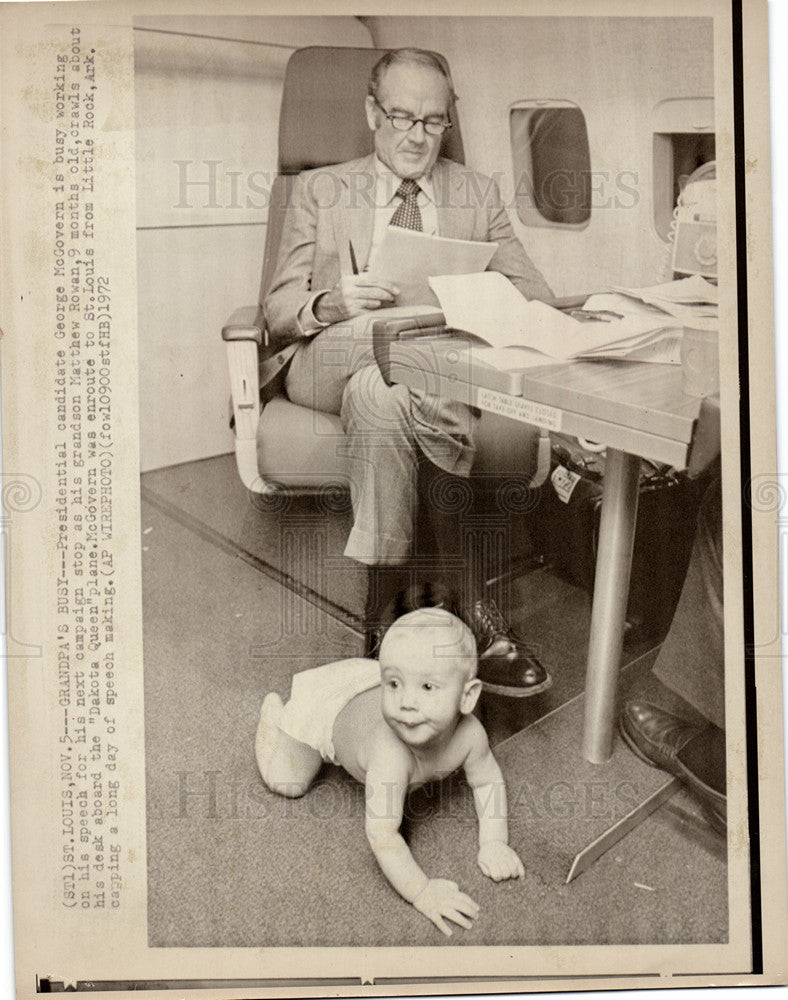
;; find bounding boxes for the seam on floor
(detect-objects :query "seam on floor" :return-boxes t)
[141,484,364,635]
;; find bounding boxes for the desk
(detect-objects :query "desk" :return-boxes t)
[379,330,720,764]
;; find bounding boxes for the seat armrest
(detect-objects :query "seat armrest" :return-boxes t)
[372,311,447,385]
[224,309,265,489]
[222,305,265,344]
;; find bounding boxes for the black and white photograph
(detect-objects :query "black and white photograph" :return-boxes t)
[138,10,735,949]
[0,0,786,995]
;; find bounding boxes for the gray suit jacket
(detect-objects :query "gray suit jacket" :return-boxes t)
[264,154,553,342]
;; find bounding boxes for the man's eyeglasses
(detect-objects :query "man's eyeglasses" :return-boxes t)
[371,95,452,136]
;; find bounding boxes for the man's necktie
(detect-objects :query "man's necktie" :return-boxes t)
[389,178,423,231]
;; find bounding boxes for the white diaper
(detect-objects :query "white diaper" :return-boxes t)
[277,657,381,764]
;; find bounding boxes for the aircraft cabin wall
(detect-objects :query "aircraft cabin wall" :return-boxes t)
[135,16,373,471]
[135,15,714,471]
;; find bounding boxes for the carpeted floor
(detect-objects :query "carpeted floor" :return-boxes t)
[141,456,728,948]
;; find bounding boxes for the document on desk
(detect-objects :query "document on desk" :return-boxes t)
[429,271,687,368]
[367,228,498,307]
[609,274,719,320]
[429,271,583,355]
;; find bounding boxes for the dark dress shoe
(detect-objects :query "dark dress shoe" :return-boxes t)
[366,582,457,658]
[396,580,458,616]
[363,624,386,659]
[620,700,727,828]
[463,599,552,697]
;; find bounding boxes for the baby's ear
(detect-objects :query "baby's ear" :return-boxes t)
[460,678,482,715]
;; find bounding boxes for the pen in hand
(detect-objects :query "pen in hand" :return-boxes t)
[340,239,397,317]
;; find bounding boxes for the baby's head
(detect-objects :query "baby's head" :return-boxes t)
[378,608,481,748]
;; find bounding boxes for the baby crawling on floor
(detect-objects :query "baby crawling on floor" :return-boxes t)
[255,607,524,936]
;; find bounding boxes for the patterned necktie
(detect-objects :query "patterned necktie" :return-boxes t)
[389,178,423,231]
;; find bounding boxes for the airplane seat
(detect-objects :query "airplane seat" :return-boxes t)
[222,44,543,495]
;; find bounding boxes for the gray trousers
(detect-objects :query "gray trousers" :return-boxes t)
[652,474,724,729]
[285,313,477,566]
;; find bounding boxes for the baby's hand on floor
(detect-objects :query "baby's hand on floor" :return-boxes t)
[413,879,479,937]
[477,841,525,882]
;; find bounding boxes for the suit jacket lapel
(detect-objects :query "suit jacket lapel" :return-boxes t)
[434,160,471,241]
[336,155,376,270]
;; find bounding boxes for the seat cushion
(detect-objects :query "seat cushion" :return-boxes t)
[256,396,351,489]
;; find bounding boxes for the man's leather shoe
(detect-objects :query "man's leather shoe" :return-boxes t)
[463,599,552,697]
[363,623,386,659]
[620,700,726,828]
[396,579,458,616]
[365,582,457,658]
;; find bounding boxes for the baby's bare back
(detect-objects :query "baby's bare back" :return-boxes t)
[332,685,384,783]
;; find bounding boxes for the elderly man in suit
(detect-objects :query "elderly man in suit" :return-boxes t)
[265,47,554,695]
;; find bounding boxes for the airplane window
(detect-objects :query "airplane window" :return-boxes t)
[509,102,591,228]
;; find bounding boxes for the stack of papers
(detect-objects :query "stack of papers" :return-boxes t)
[608,274,718,319]
[427,272,718,371]
[368,228,498,307]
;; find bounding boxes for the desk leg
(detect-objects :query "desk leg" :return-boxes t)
[582,448,641,764]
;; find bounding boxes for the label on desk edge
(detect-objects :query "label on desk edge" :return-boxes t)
[477,387,562,431]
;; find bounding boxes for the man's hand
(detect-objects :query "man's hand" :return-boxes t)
[412,878,480,937]
[314,274,399,325]
[477,841,525,882]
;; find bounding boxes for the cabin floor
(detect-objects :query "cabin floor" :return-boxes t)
[141,454,728,949]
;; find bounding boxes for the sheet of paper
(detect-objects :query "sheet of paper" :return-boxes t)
[638,300,718,320]
[578,333,683,364]
[611,274,719,305]
[611,335,683,364]
[610,275,719,318]
[367,227,498,307]
[460,330,682,371]
[582,292,673,320]
[429,271,583,356]
[575,318,683,353]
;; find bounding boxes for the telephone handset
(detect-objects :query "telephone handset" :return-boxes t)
[670,160,717,278]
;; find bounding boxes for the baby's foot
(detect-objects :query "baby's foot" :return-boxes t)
[255,692,284,780]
